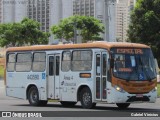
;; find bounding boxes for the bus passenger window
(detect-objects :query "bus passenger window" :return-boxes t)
[32,52,46,72]
[16,53,32,72]
[62,51,71,72]
[7,53,15,72]
[72,50,92,71]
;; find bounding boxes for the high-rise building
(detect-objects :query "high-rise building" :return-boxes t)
[73,0,116,42]
[49,0,73,44]
[2,0,27,23]
[27,0,50,32]
[116,0,136,42]
[0,0,2,23]
[73,0,95,16]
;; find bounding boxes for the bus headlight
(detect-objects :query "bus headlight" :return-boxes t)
[151,87,157,93]
[114,85,125,93]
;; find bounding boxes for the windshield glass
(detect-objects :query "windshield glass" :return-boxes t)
[111,48,156,81]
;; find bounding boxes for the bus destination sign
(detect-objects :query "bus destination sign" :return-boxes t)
[116,49,143,54]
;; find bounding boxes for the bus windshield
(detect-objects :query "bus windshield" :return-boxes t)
[111,48,156,81]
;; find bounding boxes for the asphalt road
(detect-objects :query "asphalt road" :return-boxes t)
[0,80,160,120]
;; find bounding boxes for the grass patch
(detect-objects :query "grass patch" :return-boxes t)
[158,84,160,97]
[0,66,4,78]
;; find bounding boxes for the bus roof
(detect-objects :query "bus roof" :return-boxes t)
[6,41,150,52]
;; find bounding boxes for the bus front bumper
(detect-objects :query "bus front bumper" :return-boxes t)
[108,88,157,103]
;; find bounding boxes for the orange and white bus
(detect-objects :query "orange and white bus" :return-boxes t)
[5,41,157,109]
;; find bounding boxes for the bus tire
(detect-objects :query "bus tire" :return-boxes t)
[60,101,77,107]
[116,103,130,109]
[80,87,95,109]
[28,86,41,106]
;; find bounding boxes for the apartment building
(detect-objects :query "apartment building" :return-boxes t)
[116,0,136,42]
[27,0,50,32]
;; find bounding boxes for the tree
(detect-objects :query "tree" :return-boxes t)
[51,15,104,43]
[0,18,50,47]
[127,0,160,66]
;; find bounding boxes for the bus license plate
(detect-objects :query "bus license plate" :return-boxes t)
[136,94,143,98]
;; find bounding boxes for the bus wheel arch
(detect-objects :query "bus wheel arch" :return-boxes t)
[77,85,96,109]
[77,85,89,101]
[26,84,37,100]
[26,85,48,106]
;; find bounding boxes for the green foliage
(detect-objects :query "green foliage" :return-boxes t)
[127,0,160,67]
[0,18,50,47]
[158,84,160,97]
[51,15,104,43]
[0,66,4,78]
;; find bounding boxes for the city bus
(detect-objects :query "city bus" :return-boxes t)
[4,41,157,109]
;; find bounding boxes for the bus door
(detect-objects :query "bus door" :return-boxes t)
[48,54,60,99]
[95,51,108,101]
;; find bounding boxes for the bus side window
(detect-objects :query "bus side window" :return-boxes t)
[61,51,71,72]
[7,53,15,72]
[72,50,92,71]
[32,52,46,72]
[16,53,32,72]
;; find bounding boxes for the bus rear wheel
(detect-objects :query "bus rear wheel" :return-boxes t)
[80,87,95,109]
[28,86,47,106]
[116,103,130,109]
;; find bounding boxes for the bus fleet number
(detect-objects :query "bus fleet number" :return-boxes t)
[27,75,39,80]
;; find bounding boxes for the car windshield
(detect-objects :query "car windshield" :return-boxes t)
[111,48,156,81]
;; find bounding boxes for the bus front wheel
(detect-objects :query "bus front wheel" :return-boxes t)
[116,103,130,109]
[28,86,47,106]
[80,87,96,109]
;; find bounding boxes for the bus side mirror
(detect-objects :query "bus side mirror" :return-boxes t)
[110,58,114,68]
